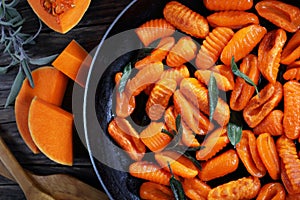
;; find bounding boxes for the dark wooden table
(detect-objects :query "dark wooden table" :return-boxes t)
[0,0,131,199]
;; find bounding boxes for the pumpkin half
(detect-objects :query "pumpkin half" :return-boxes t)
[27,0,91,34]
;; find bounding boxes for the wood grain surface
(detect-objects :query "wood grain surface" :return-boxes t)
[0,0,132,199]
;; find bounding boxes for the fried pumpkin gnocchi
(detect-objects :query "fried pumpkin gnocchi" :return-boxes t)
[277,136,300,193]
[258,28,287,84]
[194,64,235,91]
[253,110,284,136]
[221,24,267,66]
[256,182,286,200]
[236,130,267,178]
[283,81,300,140]
[195,27,234,70]
[166,36,197,67]
[135,19,175,47]
[135,37,175,70]
[199,149,239,181]
[283,66,300,81]
[207,11,259,29]
[207,176,261,200]
[182,177,211,200]
[204,0,253,11]
[256,0,300,33]
[163,1,209,38]
[146,78,177,121]
[139,182,174,200]
[281,30,300,65]
[243,82,283,128]
[230,54,260,111]
[196,127,229,161]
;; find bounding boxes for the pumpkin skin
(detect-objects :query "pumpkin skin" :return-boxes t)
[27,0,91,34]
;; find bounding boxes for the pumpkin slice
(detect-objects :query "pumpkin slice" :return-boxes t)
[52,40,91,87]
[15,67,68,154]
[27,0,91,34]
[28,97,73,166]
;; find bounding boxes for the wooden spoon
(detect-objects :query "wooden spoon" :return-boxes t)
[0,137,108,200]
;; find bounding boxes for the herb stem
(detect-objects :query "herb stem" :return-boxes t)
[1,0,56,107]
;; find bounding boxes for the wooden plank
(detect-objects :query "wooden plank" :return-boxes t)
[0,176,15,185]
[27,165,102,190]
[0,107,15,124]
[0,185,25,200]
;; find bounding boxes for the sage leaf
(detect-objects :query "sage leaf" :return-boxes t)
[231,56,259,95]
[0,60,17,74]
[148,38,161,49]
[183,153,202,171]
[227,122,242,148]
[161,129,174,138]
[186,146,205,152]
[162,115,182,148]
[141,39,161,55]
[0,66,10,74]
[168,162,186,200]
[0,20,12,26]
[3,40,12,53]
[29,54,58,65]
[5,68,24,107]
[118,62,132,93]
[173,146,203,170]
[208,73,219,121]
[175,114,181,132]
[134,39,161,62]
[12,18,25,27]
[21,61,34,88]
[165,130,182,150]
[17,32,31,40]
[6,0,20,8]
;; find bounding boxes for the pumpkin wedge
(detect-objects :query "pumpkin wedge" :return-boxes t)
[15,67,68,154]
[52,40,91,87]
[27,0,91,34]
[28,97,73,166]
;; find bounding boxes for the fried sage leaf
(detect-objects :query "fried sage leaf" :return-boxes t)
[227,111,243,147]
[208,72,219,121]
[231,56,259,95]
[118,62,132,93]
[227,122,242,147]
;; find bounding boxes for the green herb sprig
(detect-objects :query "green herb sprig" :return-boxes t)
[0,0,58,107]
[231,56,259,95]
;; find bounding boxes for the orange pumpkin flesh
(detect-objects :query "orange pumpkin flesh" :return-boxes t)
[28,97,73,166]
[15,67,68,154]
[27,0,91,34]
[52,40,91,87]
